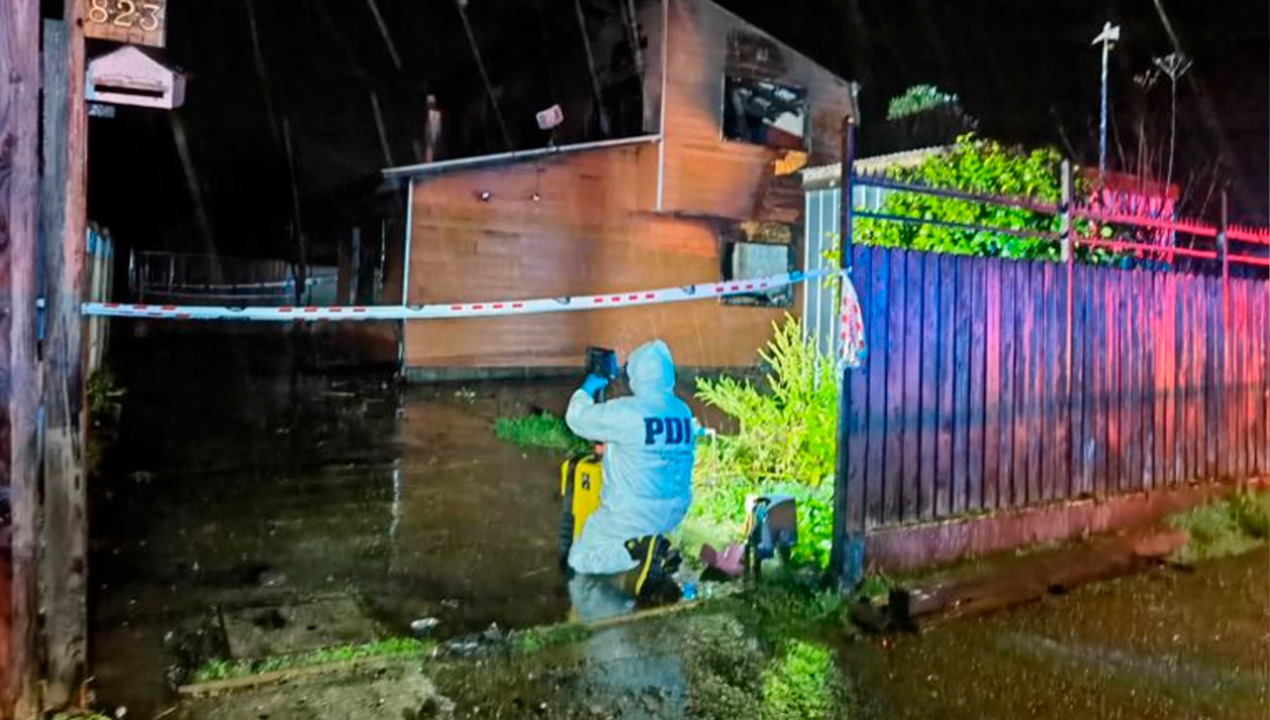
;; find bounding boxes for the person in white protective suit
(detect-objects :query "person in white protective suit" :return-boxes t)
[564,340,694,618]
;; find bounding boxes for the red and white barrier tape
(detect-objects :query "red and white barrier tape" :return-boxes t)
[82,269,833,322]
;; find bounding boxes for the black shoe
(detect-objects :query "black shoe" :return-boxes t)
[624,535,674,599]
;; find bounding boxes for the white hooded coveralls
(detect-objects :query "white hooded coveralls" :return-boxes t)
[565,340,695,575]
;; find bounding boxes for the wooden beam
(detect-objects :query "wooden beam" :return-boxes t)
[40,5,90,709]
[1,1,44,716]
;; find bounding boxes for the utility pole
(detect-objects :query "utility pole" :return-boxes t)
[1,1,43,716]
[1092,21,1121,191]
[41,0,91,705]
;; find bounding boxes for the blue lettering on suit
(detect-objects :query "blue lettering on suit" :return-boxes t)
[644,417,691,445]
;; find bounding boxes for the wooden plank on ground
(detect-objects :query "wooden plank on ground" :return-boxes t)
[865,247,890,527]
[952,256,972,514]
[968,259,987,510]
[902,251,923,522]
[998,261,1018,507]
[983,260,1002,509]
[918,252,940,520]
[937,253,958,517]
[884,249,907,525]
[846,246,871,534]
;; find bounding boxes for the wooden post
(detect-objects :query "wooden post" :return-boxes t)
[1,2,44,716]
[1060,161,1075,483]
[41,5,91,709]
[830,115,860,588]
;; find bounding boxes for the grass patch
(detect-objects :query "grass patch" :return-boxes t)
[191,637,433,684]
[1166,489,1270,563]
[493,412,591,455]
[509,622,593,655]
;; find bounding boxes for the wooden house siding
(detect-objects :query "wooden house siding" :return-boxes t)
[398,0,853,374]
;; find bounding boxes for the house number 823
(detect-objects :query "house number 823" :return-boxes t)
[88,0,163,31]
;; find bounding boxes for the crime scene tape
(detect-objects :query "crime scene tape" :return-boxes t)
[81,269,838,322]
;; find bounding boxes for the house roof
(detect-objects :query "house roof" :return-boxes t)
[381,133,660,180]
[801,146,948,189]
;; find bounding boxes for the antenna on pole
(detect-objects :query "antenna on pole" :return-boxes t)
[1092,21,1121,191]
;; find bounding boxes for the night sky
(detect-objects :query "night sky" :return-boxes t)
[84,0,1268,262]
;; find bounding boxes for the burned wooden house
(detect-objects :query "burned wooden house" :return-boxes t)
[375,0,856,378]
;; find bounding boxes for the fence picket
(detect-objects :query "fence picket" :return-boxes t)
[846,246,871,534]
[937,254,957,515]
[953,257,973,514]
[999,261,1019,507]
[969,259,987,510]
[884,250,907,524]
[984,260,1002,509]
[865,247,890,527]
[902,251,924,522]
[918,253,940,519]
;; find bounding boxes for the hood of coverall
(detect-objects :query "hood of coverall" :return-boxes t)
[626,340,675,397]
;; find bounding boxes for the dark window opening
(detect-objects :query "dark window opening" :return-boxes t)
[722,77,807,151]
[721,238,793,307]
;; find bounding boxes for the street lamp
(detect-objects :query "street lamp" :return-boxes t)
[1092,21,1121,190]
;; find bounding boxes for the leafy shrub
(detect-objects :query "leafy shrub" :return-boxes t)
[692,317,838,568]
[842,134,1118,265]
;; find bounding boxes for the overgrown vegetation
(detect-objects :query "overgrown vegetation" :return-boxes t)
[1166,489,1269,564]
[191,637,432,683]
[850,134,1115,263]
[691,317,837,569]
[492,411,591,455]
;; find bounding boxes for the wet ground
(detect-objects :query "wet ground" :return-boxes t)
[90,333,728,717]
[91,334,1268,719]
[91,364,581,715]
[417,547,1269,720]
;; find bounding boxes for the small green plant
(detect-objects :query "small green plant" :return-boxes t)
[509,622,592,655]
[691,316,837,568]
[493,411,591,455]
[191,637,432,683]
[87,369,125,416]
[760,640,834,720]
[1166,490,1270,564]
